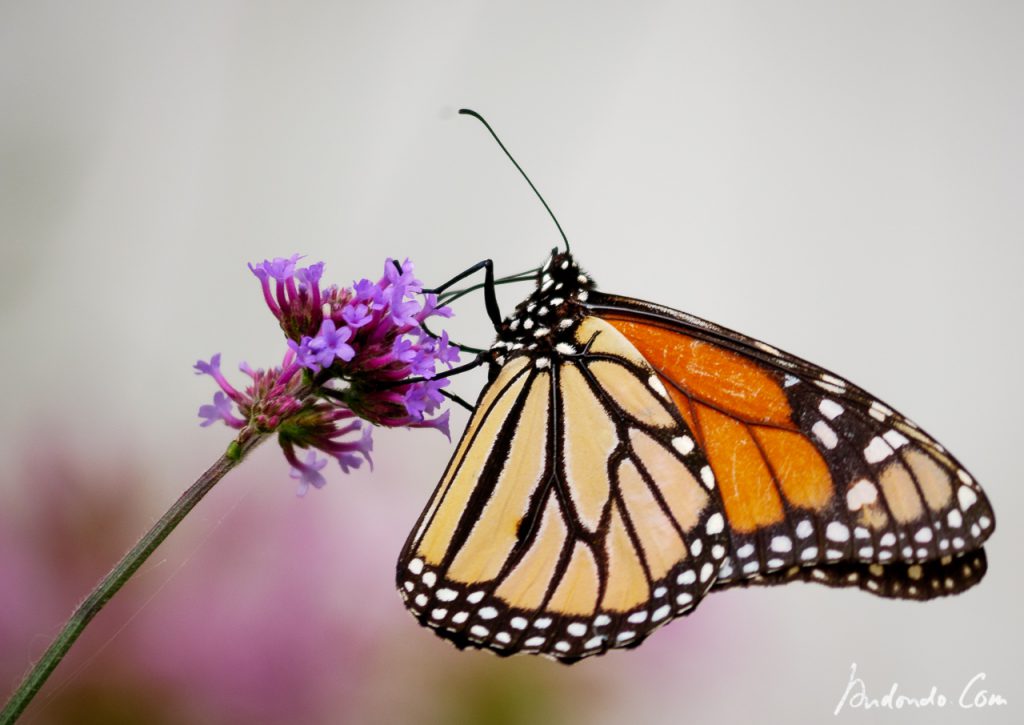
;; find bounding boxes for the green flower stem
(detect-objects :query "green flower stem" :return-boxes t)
[0,432,269,724]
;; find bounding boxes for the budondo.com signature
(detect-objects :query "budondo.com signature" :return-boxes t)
[834,663,1008,715]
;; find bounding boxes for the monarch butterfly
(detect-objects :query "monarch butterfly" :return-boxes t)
[396,111,995,663]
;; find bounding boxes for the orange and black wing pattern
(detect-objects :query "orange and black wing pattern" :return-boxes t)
[397,250,995,662]
[588,291,995,599]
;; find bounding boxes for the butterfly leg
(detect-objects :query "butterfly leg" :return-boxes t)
[439,388,476,412]
[423,259,502,331]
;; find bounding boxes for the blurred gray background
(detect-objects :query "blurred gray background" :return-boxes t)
[1,2,1021,723]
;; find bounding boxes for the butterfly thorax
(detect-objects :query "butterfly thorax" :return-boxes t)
[489,250,596,364]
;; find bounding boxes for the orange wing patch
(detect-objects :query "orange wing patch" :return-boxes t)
[607,318,836,529]
[696,405,784,532]
[609,320,792,425]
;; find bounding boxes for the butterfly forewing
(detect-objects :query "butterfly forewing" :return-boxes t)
[397,312,729,661]
[587,292,995,592]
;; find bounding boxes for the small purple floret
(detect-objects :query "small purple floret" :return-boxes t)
[289,450,329,496]
[200,253,459,493]
[198,391,242,428]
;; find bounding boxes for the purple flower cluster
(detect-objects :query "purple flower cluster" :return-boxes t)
[196,256,460,495]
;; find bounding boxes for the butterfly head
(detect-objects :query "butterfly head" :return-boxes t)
[490,249,596,359]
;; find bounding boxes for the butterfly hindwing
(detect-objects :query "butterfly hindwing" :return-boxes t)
[718,549,988,601]
[397,314,729,661]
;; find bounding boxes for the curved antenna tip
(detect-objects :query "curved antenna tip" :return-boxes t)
[456,108,572,254]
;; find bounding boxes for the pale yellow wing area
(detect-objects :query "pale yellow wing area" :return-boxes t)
[398,315,729,662]
[412,356,531,563]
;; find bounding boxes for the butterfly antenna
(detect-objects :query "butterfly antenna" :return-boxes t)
[458,108,571,253]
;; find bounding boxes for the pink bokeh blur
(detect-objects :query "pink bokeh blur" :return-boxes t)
[0,430,736,724]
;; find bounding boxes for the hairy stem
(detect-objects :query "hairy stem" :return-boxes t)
[0,432,269,724]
